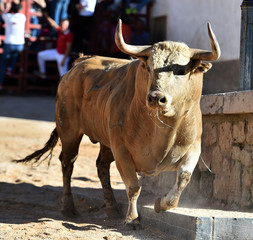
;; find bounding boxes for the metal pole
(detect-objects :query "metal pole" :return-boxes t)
[240,0,253,90]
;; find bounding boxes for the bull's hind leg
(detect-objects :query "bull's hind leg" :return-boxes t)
[59,133,83,217]
[96,144,121,219]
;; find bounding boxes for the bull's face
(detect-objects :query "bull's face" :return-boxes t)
[145,42,213,116]
[147,42,194,116]
[115,20,220,116]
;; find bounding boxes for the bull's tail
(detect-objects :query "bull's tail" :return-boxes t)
[13,128,59,165]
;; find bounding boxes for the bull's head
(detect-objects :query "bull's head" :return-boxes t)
[115,19,220,117]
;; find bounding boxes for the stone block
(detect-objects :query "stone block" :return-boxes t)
[201,94,224,115]
[223,91,253,114]
[218,122,232,154]
[213,157,229,200]
[231,146,241,161]
[222,157,230,173]
[242,168,252,207]
[232,146,251,167]
[232,121,245,143]
[251,183,253,206]
[228,161,242,204]
[202,122,217,147]
[213,218,253,240]
[213,175,228,201]
[240,149,251,167]
[213,158,231,202]
[200,172,214,199]
[246,120,253,145]
[211,146,222,174]
[201,91,253,115]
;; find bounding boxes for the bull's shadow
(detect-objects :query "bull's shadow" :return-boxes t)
[0,180,164,238]
[0,180,153,223]
[0,181,123,235]
[0,181,122,224]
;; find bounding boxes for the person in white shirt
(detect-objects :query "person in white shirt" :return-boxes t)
[0,2,26,89]
[72,0,97,53]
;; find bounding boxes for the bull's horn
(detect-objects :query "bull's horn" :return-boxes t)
[115,19,152,57]
[191,23,221,61]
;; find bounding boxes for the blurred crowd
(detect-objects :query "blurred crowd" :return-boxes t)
[0,0,152,55]
[0,0,153,89]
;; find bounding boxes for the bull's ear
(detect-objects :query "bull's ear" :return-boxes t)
[193,63,212,74]
[138,56,149,65]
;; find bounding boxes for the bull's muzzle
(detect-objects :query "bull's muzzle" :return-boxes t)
[148,90,167,108]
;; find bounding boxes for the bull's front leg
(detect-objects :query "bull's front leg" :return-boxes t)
[125,185,141,225]
[113,144,142,228]
[154,143,201,213]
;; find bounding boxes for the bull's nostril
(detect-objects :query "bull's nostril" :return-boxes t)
[159,96,166,104]
[148,96,153,103]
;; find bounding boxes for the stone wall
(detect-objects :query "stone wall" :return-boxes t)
[141,90,253,211]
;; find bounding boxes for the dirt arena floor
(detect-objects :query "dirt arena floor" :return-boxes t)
[2,95,253,239]
[0,107,170,240]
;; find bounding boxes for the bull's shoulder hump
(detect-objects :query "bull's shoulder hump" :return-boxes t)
[80,56,132,68]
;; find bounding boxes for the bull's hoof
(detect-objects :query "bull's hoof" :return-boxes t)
[124,218,142,231]
[61,195,77,218]
[105,207,122,219]
[154,197,161,213]
[61,207,78,218]
[154,197,179,213]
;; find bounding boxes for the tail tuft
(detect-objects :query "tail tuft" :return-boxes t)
[13,128,59,165]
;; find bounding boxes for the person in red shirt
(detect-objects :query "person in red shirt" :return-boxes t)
[35,11,73,78]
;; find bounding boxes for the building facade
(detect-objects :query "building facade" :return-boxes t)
[150,0,242,94]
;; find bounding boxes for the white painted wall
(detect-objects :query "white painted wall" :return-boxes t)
[151,0,242,61]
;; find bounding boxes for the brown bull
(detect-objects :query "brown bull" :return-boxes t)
[15,20,220,227]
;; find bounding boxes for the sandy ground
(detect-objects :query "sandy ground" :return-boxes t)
[0,116,171,240]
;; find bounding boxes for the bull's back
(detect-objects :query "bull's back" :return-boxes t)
[56,55,133,145]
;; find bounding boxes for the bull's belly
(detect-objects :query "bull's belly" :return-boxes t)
[80,111,111,146]
[83,128,110,147]
[139,157,180,176]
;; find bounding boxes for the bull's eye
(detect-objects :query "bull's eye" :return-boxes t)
[173,67,185,76]
[147,66,151,73]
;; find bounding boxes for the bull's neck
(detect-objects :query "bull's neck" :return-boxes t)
[132,63,150,107]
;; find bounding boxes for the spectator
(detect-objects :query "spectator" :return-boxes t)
[131,18,150,45]
[72,0,96,53]
[0,0,12,13]
[34,11,73,78]
[125,0,153,14]
[0,2,26,90]
[0,0,15,36]
[50,0,70,25]
[30,0,46,37]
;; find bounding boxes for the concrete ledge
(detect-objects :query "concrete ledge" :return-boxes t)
[139,206,212,239]
[140,206,253,240]
[201,90,253,115]
[61,187,253,240]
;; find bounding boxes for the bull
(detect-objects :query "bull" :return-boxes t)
[15,19,220,227]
